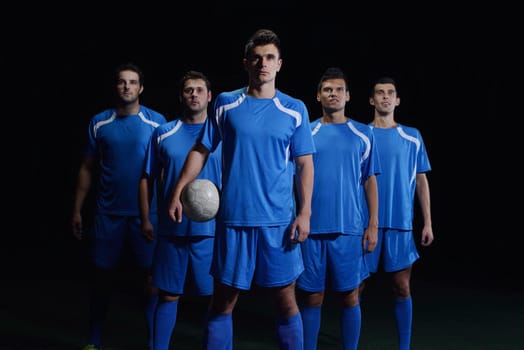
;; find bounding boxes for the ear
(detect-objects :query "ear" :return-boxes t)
[139,85,144,95]
[396,97,400,106]
[369,97,375,106]
[276,58,282,72]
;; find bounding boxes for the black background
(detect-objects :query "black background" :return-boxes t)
[3,4,519,291]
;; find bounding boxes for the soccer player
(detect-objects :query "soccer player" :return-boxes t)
[138,70,221,350]
[71,62,166,350]
[168,29,315,349]
[359,76,434,350]
[296,67,380,350]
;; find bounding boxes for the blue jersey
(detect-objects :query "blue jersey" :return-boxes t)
[370,124,431,230]
[199,88,315,226]
[310,118,381,235]
[143,119,222,237]
[85,106,167,216]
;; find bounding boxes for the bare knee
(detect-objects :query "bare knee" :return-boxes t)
[392,268,412,299]
[339,288,360,308]
[272,282,299,317]
[298,290,325,308]
[210,282,240,314]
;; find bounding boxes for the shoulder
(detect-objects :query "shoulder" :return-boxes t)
[275,90,307,110]
[154,119,183,142]
[273,91,309,126]
[156,119,180,133]
[349,118,371,129]
[397,124,423,138]
[349,118,373,134]
[215,88,246,105]
[139,105,167,122]
[91,108,115,122]
[310,118,321,127]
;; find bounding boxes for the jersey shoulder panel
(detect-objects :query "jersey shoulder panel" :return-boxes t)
[139,105,167,124]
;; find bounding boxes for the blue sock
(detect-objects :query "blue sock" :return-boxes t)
[87,289,111,346]
[340,304,361,350]
[275,313,303,350]
[153,300,178,350]
[204,312,233,350]
[394,297,412,350]
[300,306,321,350]
[144,293,159,349]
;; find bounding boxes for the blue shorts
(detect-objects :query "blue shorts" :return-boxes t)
[211,224,304,290]
[364,228,419,273]
[152,235,214,296]
[92,214,157,269]
[297,233,369,292]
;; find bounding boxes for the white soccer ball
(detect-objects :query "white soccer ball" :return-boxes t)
[181,179,220,222]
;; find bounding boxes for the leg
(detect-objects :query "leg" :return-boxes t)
[86,267,115,348]
[392,266,413,350]
[153,290,180,350]
[204,281,240,350]
[338,289,361,350]
[140,268,159,350]
[272,282,303,350]
[298,290,324,350]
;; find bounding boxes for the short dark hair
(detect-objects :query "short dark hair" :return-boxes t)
[114,62,144,86]
[244,29,281,59]
[179,70,211,98]
[370,76,398,97]
[317,67,348,92]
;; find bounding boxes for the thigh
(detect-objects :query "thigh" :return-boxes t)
[189,236,214,296]
[92,214,126,269]
[328,234,368,292]
[127,216,157,269]
[255,225,304,288]
[211,226,257,290]
[297,235,327,292]
[152,236,189,294]
[383,229,420,272]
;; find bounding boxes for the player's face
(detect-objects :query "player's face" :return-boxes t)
[181,78,211,118]
[317,78,349,113]
[116,70,143,104]
[244,44,282,85]
[370,83,399,114]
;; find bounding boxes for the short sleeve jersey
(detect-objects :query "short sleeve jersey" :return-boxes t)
[370,124,431,230]
[85,105,167,216]
[199,88,315,226]
[143,119,222,237]
[310,118,381,235]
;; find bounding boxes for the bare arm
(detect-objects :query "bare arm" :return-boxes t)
[362,174,379,253]
[292,154,314,243]
[168,142,210,223]
[71,156,95,240]
[138,174,155,241]
[416,172,434,246]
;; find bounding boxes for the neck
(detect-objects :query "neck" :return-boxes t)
[184,111,207,124]
[246,82,276,99]
[116,101,140,116]
[322,111,347,124]
[372,113,397,128]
